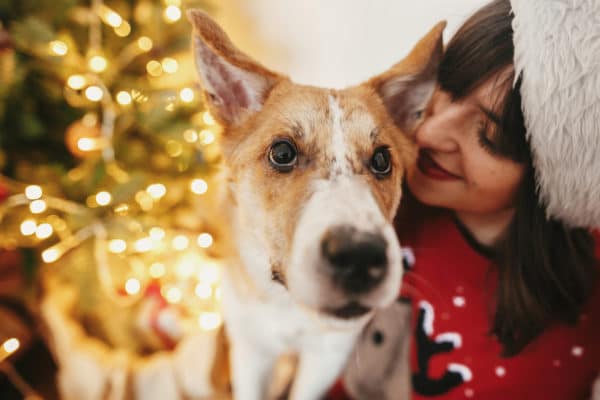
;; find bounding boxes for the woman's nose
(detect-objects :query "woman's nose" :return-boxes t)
[415,108,460,153]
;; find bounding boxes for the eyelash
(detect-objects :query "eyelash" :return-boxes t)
[477,122,498,155]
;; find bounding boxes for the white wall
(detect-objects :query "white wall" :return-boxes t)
[216,0,489,88]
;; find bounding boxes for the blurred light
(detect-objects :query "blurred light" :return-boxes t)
[166,287,182,303]
[30,200,47,214]
[162,58,178,74]
[149,262,166,278]
[179,87,194,102]
[82,112,98,126]
[135,191,154,211]
[105,11,122,27]
[134,237,154,252]
[164,5,182,22]
[166,140,183,157]
[149,227,166,241]
[199,312,221,330]
[20,220,37,236]
[125,278,141,295]
[96,191,112,206]
[137,36,153,51]
[176,257,196,278]
[146,60,163,77]
[49,40,68,56]
[116,91,132,105]
[109,239,127,254]
[198,261,220,284]
[190,179,208,195]
[85,86,104,102]
[114,203,129,215]
[165,0,181,6]
[89,55,108,73]
[195,282,212,299]
[35,223,53,239]
[77,138,96,151]
[25,185,42,200]
[183,129,198,143]
[202,111,215,125]
[67,75,86,90]
[2,338,20,354]
[115,22,131,37]
[199,129,215,145]
[172,235,189,251]
[197,232,213,248]
[215,287,222,300]
[42,248,60,263]
[146,183,166,199]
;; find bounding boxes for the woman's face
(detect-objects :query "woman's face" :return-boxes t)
[407,75,526,215]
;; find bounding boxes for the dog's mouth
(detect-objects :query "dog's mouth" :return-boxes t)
[323,301,372,319]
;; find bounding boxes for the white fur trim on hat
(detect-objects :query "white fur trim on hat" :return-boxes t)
[510,0,600,228]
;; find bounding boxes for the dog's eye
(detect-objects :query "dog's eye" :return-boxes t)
[269,139,297,172]
[370,146,392,177]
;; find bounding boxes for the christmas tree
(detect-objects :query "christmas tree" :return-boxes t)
[0,0,228,398]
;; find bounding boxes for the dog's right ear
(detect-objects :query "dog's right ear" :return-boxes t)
[187,10,282,127]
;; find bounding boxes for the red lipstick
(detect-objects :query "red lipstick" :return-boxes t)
[416,150,461,181]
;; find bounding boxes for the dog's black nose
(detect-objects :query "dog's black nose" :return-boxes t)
[321,226,388,293]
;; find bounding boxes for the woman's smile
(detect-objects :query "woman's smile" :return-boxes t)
[416,150,462,181]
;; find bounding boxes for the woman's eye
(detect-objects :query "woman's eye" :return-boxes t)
[269,139,298,172]
[477,122,499,155]
[414,109,424,120]
[370,146,392,178]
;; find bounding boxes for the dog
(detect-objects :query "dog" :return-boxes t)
[188,10,444,400]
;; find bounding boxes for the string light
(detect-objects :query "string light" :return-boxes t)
[134,237,154,252]
[146,60,163,77]
[108,239,127,254]
[197,232,213,248]
[166,140,183,157]
[176,255,196,278]
[149,262,166,278]
[49,40,68,56]
[137,36,153,51]
[25,185,43,200]
[30,199,47,214]
[77,138,97,152]
[164,5,182,23]
[105,10,122,27]
[198,261,220,284]
[135,191,154,211]
[149,227,165,241]
[116,91,132,105]
[35,223,53,239]
[89,55,108,73]
[85,86,104,102]
[199,312,221,330]
[172,235,189,251]
[41,247,60,263]
[179,87,195,103]
[202,111,215,125]
[67,74,87,90]
[165,287,182,303]
[190,178,208,195]
[20,220,37,236]
[195,282,212,299]
[199,129,216,145]
[146,183,166,199]
[161,58,178,74]
[183,129,198,143]
[2,338,20,354]
[124,278,141,295]
[95,191,112,206]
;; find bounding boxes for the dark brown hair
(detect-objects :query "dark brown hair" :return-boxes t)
[438,0,597,356]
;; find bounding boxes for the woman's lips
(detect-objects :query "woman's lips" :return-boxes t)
[416,150,461,181]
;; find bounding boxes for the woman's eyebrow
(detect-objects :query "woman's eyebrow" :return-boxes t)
[477,103,502,126]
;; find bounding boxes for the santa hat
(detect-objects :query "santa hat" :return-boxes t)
[510,0,600,228]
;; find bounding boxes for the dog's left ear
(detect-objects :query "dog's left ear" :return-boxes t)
[369,21,446,134]
[187,10,283,127]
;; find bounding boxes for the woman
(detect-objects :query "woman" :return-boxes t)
[331,0,600,398]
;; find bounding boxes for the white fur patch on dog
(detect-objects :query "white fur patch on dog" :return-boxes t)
[328,95,351,177]
[511,0,600,228]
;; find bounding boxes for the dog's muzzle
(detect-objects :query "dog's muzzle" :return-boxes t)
[321,225,388,295]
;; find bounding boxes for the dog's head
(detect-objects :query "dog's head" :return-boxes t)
[189,11,444,321]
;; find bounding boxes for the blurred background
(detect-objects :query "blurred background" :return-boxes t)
[0,0,485,399]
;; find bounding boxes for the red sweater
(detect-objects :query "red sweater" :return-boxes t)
[330,208,600,399]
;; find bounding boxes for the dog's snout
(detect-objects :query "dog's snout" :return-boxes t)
[321,226,388,293]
